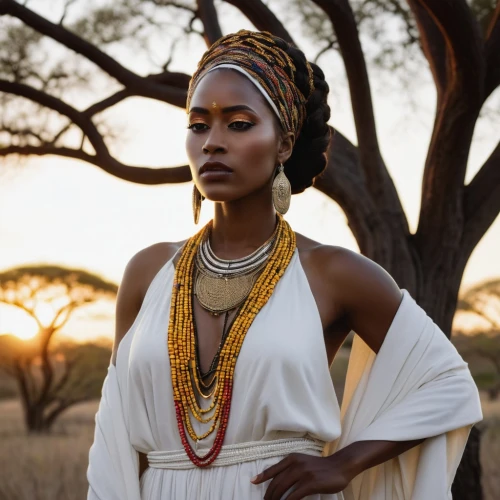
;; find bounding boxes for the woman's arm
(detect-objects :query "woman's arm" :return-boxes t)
[253,247,431,500]
[326,438,425,481]
[252,438,425,500]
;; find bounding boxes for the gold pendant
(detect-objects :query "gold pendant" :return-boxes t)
[194,271,257,314]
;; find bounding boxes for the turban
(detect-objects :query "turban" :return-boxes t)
[187,30,314,139]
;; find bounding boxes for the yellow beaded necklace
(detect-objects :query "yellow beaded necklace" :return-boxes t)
[167,214,296,467]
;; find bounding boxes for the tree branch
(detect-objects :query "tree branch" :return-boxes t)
[223,0,296,45]
[47,354,81,403]
[412,0,485,103]
[317,130,418,290]
[0,145,192,184]
[80,71,191,118]
[463,140,500,258]
[0,79,193,183]
[0,124,47,143]
[414,2,486,256]
[37,347,54,407]
[1,0,187,107]
[310,0,409,234]
[0,79,110,157]
[14,360,32,408]
[484,1,500,99]
[0,296,44,331]
[314,131,372,252]
[82,89,133,117]
[406,0,447,93]
[197,0,222,45]
[44,394,92,429]
[47,302,75,331]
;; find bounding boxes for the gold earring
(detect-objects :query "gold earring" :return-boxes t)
[192,185,204,224]
[272,164,291,215]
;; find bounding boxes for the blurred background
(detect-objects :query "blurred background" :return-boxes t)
[0,0,499,499]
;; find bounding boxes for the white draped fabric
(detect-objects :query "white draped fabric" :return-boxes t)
[87,249,482,499]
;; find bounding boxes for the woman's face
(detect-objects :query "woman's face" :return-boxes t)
[186,69,293,202]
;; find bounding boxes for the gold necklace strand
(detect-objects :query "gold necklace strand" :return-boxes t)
[192,307,230,381]
[167,216,296,463]
[202,221,279,271]
[194,225,279,315]
[183,221,289,431]
[194,260,268,314]
[188,360,219,399]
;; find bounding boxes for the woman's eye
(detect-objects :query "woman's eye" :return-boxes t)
[187,123,208,132]
[229,121,254,131]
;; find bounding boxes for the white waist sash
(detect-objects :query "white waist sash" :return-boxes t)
[147,437,325,470]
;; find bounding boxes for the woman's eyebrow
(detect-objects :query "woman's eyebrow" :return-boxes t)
[189,105,257,114]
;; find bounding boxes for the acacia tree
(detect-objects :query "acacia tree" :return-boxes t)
[0,265,116,433]
[455,279,500,399]
[0,0,499,496]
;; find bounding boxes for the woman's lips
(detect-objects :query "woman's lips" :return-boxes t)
[199,169,233,179]
[199,161,233,180]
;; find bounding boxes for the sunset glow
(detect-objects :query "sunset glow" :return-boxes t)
[1,310,39,341]
[1,303,55,341]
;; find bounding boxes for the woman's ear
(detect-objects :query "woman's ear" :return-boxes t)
[277,131,295,165]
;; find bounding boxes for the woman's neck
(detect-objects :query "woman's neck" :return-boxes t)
[210,200,278,260]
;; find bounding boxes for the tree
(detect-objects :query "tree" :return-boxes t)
[454,331,500,399]
[0,265,116,433]
[455,279,500,399]
[1,0,498,496]
[458,278,500,330]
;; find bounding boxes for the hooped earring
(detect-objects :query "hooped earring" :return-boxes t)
[192,185,204,224]
[272,163,291,215]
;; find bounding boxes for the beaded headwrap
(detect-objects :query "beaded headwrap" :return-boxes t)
[187,30,315,140]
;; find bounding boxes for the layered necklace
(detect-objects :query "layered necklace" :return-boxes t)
[167,215,296,467]
[194,222,279,315]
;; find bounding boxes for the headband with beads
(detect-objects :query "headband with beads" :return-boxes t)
[186,30,315,140]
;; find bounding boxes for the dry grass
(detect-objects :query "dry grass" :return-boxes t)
[0,396,498,500]
[0,400,97,500]
[479,395,500,500]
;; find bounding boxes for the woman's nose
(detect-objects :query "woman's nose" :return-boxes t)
[202,126,227,154]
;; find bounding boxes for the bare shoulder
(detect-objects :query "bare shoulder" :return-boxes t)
[295,232,402,352]
[129,241,185,298]
[111,240,185,365]
[296,232,400,302]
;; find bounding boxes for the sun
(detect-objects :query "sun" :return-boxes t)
[0,304,40,341]
[14,323,38,340]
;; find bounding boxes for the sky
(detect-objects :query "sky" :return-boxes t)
[0,0,499,342]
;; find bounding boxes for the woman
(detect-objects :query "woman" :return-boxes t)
[87,30,482,500]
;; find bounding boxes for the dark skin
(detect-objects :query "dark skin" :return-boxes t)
[111,69,423,498]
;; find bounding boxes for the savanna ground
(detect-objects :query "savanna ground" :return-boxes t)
[0,351,498,500]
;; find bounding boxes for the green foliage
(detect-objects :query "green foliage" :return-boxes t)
[453,332,500,395]
[474,371,497,389]
[0,335,111,401]
[52,341,111,400]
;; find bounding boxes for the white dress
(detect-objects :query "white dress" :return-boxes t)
[88,248,482,500]
[124,249,341,499]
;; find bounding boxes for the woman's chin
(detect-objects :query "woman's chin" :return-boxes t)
[200,186,241,203]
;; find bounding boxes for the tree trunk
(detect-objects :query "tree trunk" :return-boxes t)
[377,245,483,498]
[452,426,483,500]
[418,269,483,500]
[26,405,49,433]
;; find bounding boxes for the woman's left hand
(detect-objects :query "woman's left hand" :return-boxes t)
[251,452,355,500]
